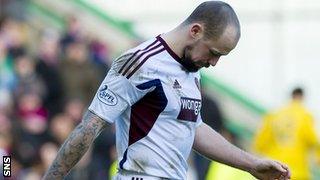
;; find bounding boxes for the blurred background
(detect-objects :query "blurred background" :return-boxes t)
[0,0,319,179]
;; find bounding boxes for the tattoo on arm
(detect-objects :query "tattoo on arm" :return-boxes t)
[43,110,107,180]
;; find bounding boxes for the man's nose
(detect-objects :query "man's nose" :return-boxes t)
[209,56,220,66]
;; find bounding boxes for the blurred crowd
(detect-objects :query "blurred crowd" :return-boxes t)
[1,1,319,180]
[0,3,117,179]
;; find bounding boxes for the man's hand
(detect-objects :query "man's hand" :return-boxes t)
[249,158,291,180]
[193,123,291,180]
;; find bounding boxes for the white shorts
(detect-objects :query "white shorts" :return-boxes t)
[113,170,168,180]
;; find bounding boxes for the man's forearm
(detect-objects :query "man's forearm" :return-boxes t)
[193,123,257,172]
[43,111,107,179]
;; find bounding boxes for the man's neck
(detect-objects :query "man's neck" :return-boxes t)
[160,28,188,58]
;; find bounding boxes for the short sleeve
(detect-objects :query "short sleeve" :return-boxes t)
[88,73,152,123]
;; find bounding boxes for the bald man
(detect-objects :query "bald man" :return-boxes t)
[44,1,290,179]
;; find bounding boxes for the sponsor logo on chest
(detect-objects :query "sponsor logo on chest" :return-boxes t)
[177,97,201,122]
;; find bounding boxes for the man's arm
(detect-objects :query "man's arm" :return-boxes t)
[193,123,291,180]
[43,110,107,179]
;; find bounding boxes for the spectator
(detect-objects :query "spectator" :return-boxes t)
[0,18,26,58]
[59,40,100,104]
[36,30,63,117]
[49,113,75,144]
[16,92,48,135]
[253,87,320,179]
[63,98,85,123]
[0,38,16,92]
[0,133,12,158]
[60,16,82,53]
[39,141,59,174]
[13,54,47,100]
[89,38,111,78]
[13,92,49,169]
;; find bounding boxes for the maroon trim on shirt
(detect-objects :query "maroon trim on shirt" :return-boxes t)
[128,79,168,146]
[157,35,198,72]
[122,43,162,76]
[156,35,182,63]
[126,48,165,79]
[118,39,158,74]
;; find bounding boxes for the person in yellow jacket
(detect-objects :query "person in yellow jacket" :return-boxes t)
[253,87,320,180]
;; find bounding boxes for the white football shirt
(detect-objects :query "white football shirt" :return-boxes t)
[89,35,202,179]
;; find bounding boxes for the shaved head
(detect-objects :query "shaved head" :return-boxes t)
[183,1,240,41]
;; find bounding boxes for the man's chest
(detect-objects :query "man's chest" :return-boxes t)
[160,75,202,122]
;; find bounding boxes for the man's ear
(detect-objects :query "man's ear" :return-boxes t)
[189,23,204,40]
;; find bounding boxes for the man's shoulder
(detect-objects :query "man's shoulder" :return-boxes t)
[111,37,167,79]
[127,37,160,54]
